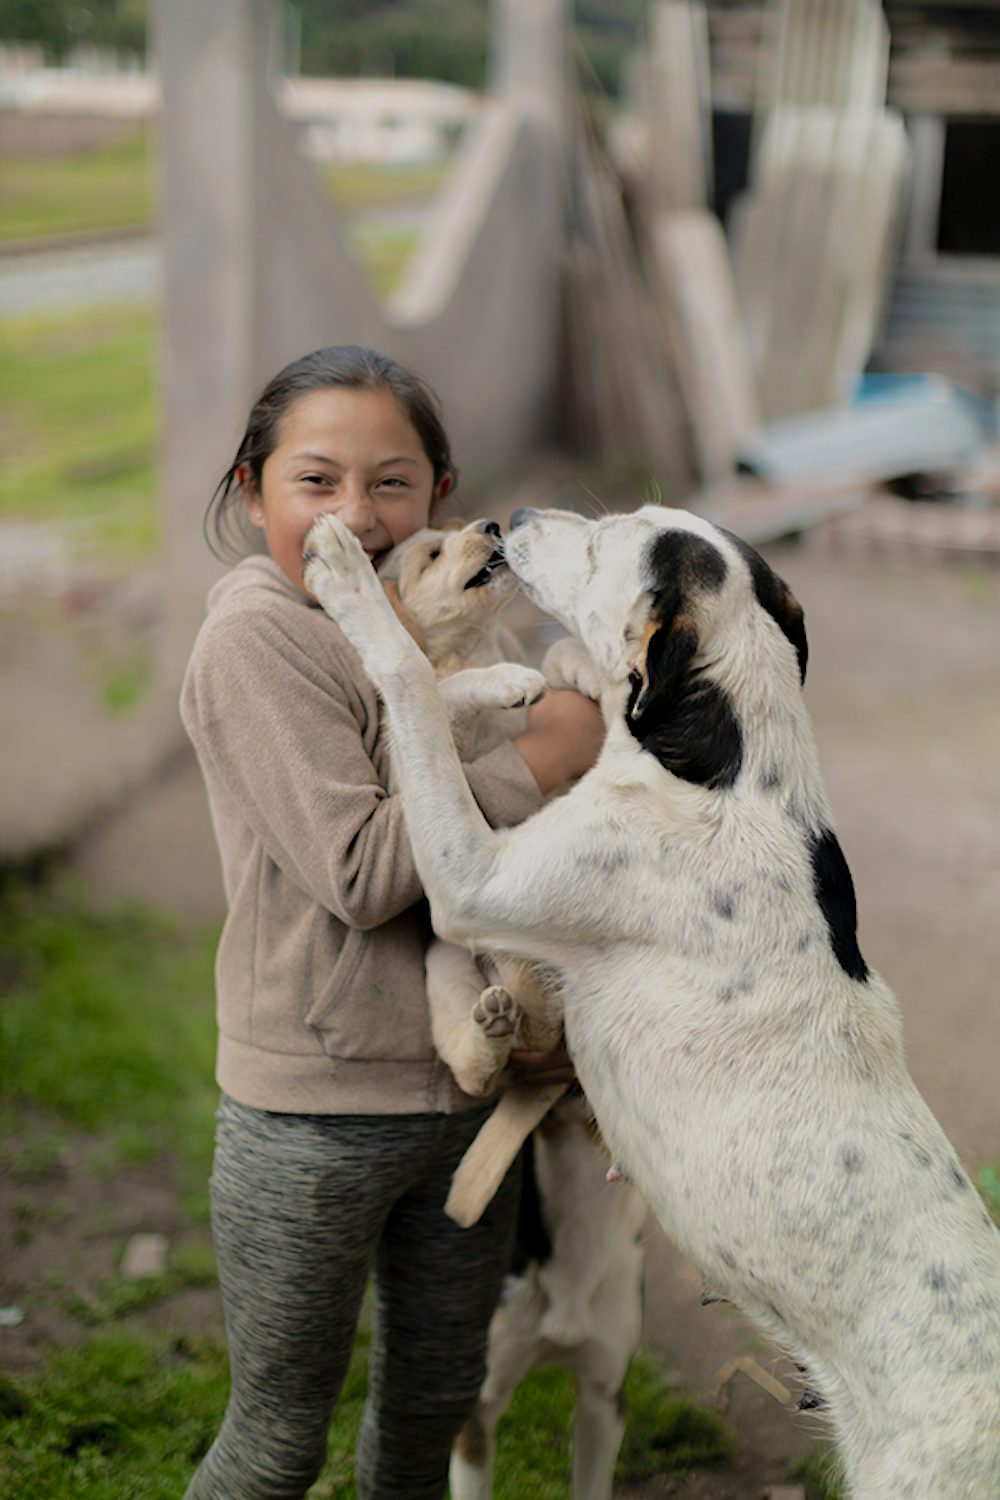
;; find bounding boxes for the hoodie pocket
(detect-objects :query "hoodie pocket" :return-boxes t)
[305,926,369,1047]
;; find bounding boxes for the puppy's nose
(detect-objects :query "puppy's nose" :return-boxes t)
[509,507,538,530]
[478,520,502,539]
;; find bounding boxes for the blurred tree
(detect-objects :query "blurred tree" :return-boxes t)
[1,0,145,59]
[0,0,645,95]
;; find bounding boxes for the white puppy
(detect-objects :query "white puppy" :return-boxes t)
[303,504,1000,1500]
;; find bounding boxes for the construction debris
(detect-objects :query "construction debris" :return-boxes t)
[713,1354,792,1410]
[120,1232,169,1281]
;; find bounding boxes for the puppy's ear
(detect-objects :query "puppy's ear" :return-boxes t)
[719,528,808,683]
[382,580,429,656]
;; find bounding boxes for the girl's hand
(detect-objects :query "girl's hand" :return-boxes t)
[514,689,604,794]
[508,1040,577,1086]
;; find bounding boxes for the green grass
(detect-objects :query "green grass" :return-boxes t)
[0,133,443,248]
[975,1162,1000,1223]
[0,876,735,1499]
[0,879,218,1218]
[322,158,449,210]
[0,130,154,246]
[0,304,158,564]
[792,1446,845,1500]
[0,1325,730,1500]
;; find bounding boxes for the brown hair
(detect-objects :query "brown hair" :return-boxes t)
[204,345,458,562]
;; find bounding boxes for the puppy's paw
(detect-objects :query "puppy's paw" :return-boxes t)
[472,985,520,1038]
[486,664,547,711]
[449,988,520,1096]
[541,637,603,700]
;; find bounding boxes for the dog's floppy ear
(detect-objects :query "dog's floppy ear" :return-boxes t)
[627,531,743,789]
[719,528,808,683]
[382,580,429,656]
[628,613,698,722]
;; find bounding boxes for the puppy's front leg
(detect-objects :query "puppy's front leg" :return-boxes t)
[438,664,546,759]
[303,516,527,944]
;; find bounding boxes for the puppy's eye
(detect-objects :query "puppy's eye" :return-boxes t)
[428,549,441,561]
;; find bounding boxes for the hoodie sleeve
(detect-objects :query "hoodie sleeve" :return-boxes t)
[181,598,543,930]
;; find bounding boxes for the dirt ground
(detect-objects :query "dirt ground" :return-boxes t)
[9,534,1000,1496]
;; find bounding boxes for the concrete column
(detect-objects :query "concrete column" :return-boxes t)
[154,0,260,687]
[153,0,383,684]
[490,0,571,140]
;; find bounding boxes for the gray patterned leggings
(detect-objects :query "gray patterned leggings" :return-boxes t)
[183,1094,520,1500]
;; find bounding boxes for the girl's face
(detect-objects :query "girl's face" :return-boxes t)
[240,386,452,595]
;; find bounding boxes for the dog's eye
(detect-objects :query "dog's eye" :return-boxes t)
[428,549,441,561]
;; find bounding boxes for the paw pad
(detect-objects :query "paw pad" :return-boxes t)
[473,987,519,1038]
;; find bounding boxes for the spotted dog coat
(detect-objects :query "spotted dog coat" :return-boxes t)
[375,518,647,1500]
[303,505,1000,1500]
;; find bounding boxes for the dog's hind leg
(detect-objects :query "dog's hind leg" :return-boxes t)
[426,939,518,1097]
[449,1312,542,1500]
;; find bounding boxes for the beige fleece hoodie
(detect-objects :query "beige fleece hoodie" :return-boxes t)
[180,555,544,1114]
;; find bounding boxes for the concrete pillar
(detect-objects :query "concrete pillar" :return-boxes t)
[154,0,259,687]
[154,0,384,684]
[491,0,571,139]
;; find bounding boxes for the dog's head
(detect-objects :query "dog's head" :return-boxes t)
[378,518,516,660]
[503,505,807,789]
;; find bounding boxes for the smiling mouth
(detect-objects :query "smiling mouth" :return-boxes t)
[463,549,508,590]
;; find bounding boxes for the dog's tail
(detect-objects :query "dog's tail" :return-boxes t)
[445,1082,570,1228]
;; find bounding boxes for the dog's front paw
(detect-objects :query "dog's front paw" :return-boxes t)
[541,637,603,700]
[302,515,386,615]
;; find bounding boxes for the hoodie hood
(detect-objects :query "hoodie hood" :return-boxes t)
[206,555,310,616]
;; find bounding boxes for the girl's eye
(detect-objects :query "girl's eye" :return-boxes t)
[302,474,331,486]
[378,477,407,489]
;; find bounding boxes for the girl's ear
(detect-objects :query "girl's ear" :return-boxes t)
[432,471,454,510]
[238,465,265,528]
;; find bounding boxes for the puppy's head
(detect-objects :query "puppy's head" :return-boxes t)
[504,505,807,788]
[379,518,516,657]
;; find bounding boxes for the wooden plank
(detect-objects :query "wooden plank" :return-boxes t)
[650,210,761,480]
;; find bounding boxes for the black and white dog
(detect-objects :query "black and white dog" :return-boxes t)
[304,504,1000,1500]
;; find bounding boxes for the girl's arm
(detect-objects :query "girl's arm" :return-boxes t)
[182,601,549,930]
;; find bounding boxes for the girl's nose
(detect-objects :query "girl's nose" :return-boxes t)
[333,486,375,526]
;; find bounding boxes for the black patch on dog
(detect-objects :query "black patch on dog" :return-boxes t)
[453,1407,488,1466]
[626,531,743,787]
[809,828,869,982]
[925,1264,949,1292]
[509,1134,551,1275]
[713,890,737,920]
[719,528,809,683]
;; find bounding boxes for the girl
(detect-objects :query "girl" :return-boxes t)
[180,345,604,1500]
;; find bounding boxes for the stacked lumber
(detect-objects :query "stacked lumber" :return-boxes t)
[731,105,910,419]
[561,104,694,488]
[729,0,910,420]
[754,0,890,117]
[646,211,761,481]
[621,0,714,217]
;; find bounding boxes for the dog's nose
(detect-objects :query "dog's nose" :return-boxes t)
[478,520,502,539]
[509,507,538,531]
